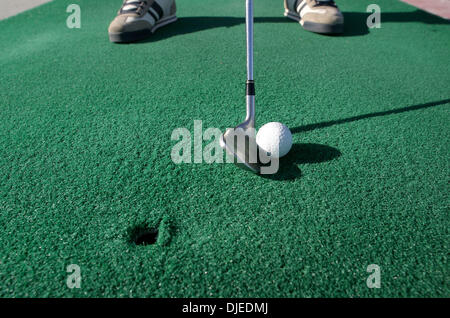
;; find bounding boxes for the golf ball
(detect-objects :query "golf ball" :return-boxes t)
[256,122,293,158]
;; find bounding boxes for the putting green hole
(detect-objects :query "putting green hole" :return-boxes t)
[131,227,159,246]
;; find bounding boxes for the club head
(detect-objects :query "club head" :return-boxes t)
[220,125,263,174]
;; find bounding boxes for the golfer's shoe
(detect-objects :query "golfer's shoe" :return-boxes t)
[108,0,177,43]
[284,0,344,34]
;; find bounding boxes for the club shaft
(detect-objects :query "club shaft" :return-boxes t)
[245,0,255,128]
[246,0,254,81]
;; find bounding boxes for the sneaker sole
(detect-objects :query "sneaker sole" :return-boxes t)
[109,15,178,43]
[284,9,343,35]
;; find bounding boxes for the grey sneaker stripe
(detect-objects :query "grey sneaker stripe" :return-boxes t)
[293,0,300,12]
[151,1,164,19]
[148,7,159,21]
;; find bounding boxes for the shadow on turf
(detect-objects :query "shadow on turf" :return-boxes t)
[137,17,289,43]
[133,10,448,42]
[291,99,450,134]
[272,98,450,181]
[263,143,341,181]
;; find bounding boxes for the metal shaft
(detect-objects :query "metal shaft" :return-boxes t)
[245,0,255,128]
[246,0,254,81]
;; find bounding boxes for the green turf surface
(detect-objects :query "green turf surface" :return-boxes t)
[0,0,449,297]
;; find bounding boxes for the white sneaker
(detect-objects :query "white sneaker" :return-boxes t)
[284,0,344,34]
[108,0,177,43]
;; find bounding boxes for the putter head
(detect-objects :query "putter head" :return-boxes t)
[220,123,263,174]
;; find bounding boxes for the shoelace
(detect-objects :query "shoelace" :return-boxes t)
[120,0,148,15]
[313,0,337,7]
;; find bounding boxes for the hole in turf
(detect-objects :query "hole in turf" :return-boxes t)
[132,227,158,246]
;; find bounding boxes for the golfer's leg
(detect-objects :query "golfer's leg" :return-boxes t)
[108,0,177,43]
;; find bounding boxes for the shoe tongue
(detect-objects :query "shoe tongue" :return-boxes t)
[121,0,144,14]
[123,0,143,9]
[122,4,137,10]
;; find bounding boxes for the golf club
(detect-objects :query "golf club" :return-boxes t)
[220,0,265,174]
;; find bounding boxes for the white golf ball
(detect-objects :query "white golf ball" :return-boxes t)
[256,122,293,158]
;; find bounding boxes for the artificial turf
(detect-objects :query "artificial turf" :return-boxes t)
[0,0,449,297]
